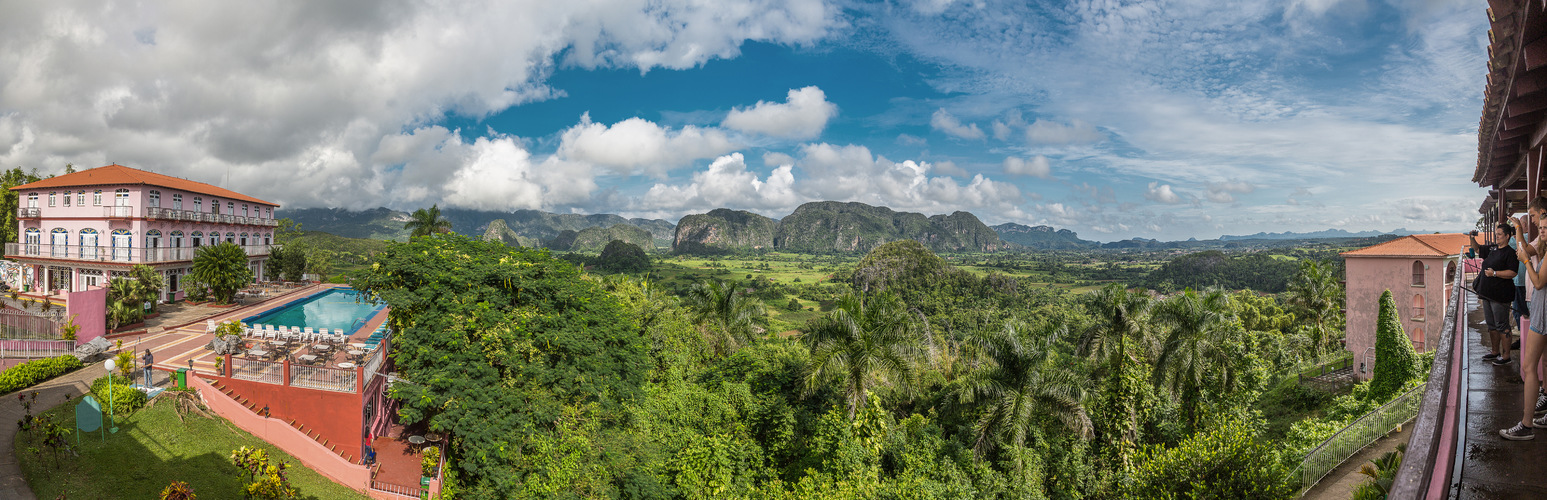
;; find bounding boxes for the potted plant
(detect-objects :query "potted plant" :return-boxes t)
[420,446,440,484]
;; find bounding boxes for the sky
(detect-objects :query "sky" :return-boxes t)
[0,0,1492,241]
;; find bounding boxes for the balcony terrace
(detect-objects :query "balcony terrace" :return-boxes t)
[4,243,272,264]
[14,207,278,227]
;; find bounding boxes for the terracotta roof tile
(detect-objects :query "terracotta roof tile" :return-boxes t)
[1341,233,1472,258]
[10,165,277,207]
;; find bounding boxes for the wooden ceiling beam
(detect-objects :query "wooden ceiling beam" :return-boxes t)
[1504,109,1545,129]
[1526,36,1547,71]
[1513,69,1547,96]
[1507,90,1547,117]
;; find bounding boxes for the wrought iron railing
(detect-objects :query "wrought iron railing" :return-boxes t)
[16,207,39,218]
[1300,381,1427,489]
[0,339,72,359]
[5,243,272,262]
[230,358,284,384]
[363,332,390,388]
[289,364,357,393]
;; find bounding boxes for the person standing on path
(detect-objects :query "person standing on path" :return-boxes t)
[1471,223,1520,365]
[141,349,153,386]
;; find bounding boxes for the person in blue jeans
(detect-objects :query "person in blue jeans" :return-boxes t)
[142,349,153,386]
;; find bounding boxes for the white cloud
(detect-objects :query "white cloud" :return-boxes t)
[896,133,928,146]
[1204,180,1255,203]
[933,160,968,177]
[930,108,986,140]
[556,114,739,177]
[796,143,1022,214]
[763,151,796,167]
[1145,182,1183,204]
[991,120,1013,141]
[1003,155,1051,178]
[0,1,837,211]
[1024,119,1103,144]
[721,86,838,140]
[640,153,798,211]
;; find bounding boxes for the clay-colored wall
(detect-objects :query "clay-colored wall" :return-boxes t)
[1344,255,1453,380]
[214,372,365,456]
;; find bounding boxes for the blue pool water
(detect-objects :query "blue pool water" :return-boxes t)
[242,288,384,334]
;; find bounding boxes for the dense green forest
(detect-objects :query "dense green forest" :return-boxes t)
[345,234,1422,499]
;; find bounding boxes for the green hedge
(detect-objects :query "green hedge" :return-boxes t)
[90,376,147,415]
[0,355,82,395]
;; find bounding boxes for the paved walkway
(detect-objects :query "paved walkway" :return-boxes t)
[1303,423,1413,500]
[1452,293,1547,498]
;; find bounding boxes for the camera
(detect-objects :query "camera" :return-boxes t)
[1470,230,1480,236]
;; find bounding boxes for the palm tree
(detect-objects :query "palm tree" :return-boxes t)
[804,290,932,420]
[106,277,146,329]
[958,318,1091,465]
[684,281,765,357]
[404,204,452,238]
[1078,285,1151,451]
[191,242,255,304]
[1151,288,1244,434]
[1285,259,1344,354]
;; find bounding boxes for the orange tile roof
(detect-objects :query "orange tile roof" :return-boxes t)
[10,165,277,207]
[1341,233,1472,258]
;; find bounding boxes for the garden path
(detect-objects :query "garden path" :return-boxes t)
[0,363,107,500]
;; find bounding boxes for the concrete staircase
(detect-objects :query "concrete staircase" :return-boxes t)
[206,378,360,464]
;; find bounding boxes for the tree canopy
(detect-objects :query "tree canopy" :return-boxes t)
[191,242,253,304]
[404,204,453,238]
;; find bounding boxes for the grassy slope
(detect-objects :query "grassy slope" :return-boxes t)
[17,398,368,500]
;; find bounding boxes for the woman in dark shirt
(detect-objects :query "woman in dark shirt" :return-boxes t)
[1472,223,1520,365]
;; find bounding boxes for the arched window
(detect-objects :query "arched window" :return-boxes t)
[191,231,203,248]
[24,227,39,243]
[170,230,183,248]
[239,232,248,246]
[172,193,183,210]
[110,229,131,261]
[49,228,67,257]
[1413,294,1425,320]
[225,232,235,243]
[78,229,99,259]
[1412,261,1425,286]
[146,229,162,248]
[1411,326,1426,351]
[149,190,161,207]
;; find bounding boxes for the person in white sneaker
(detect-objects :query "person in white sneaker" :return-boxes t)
[1505,201,1547,440]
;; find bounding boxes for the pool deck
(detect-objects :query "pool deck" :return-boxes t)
[111,283,388,377]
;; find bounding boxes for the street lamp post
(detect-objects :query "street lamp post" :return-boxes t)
[103,359,118,434]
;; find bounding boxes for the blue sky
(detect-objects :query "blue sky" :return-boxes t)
[0,1,1491,241]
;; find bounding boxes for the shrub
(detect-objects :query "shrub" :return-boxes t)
[90,376,147,415]
[1369,290,1421,401]
[1126,418,1296,499]
[114,350,137,379]
[422,446,441,476]
[0,355,82,395]
[159,480,196,500]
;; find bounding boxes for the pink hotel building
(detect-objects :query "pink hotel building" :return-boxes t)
[5,164,278,301]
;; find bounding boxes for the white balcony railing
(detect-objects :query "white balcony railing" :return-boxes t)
[16,207,40,218]
[103,206,134,218]
[20,206,276,226]
[4,243,273,263]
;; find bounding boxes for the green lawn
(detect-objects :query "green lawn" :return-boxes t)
[16,394,369,499]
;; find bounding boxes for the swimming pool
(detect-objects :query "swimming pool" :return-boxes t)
[242,288,385,335]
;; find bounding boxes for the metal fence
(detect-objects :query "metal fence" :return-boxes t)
[0,309,61,340]
[289,364,357,393]
[363,333,390,387]
[370,480,424,498]
[1300,382,1427,489]
[230,358,284,385]
[0,339,72,359]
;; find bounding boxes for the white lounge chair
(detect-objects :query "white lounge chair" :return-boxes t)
[206,320,217,333]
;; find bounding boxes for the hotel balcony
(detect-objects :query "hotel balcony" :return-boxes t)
[4,243,272,264]
[44,206,285,226]
[16,207,40,219]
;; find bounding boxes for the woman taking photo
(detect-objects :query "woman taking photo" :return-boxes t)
[1503,200,1547,440]
[1471,222,1520,367]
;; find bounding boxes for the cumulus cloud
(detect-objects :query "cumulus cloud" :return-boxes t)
[796,143,1021,213]
[640,153,798,211]
[1024,119,1103,144]
[933,160,968,177]
[1145,182,1183,204]
[991,120,1013,141]
[721,86,838,140]
[369,126,595,212]
[556,114,739,177]
[1003,155,1051,178]
[1204,180,1255,203]
[930,109,986,140]
[0,1,836,211]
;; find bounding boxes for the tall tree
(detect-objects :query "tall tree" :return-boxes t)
[191,242,253,304]
[803,290,932,420]
[404,204,452,238]
[106,277,146,329]
[1151,288,1245,434]
[958,318,1091,464]
[128,264,164,313]
[1285,259,1344,355]
[0,168,44,246]
[684,280,766,357]
[1078,285,1152,464]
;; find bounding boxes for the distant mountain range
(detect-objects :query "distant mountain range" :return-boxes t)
[277,205,1427,254]
[1215,228,1428,241]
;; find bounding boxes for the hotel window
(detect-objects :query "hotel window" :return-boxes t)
[25,193,36,208]
[193,197,202,212]
[173,194,182,210]
[149,190,160,207]
[75,191,84,205]
[191,231,202,247]
[264,233,270,245]
[240,232,248,246]
[62,191,70,206]
[92,190,102,206]
[242,204,249,217]
[211,199,219,214]
[114,189,129,206]
[225,232,235,243]
[171,231,183,248]
[1413,294,1425,320]
[266,207,272,218]
[227,201,234,215]
[1411,261,1424,286]
[47,192,55,207]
